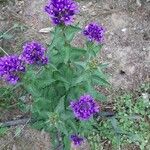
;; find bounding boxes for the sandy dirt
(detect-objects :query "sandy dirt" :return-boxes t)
[0,0,150,149]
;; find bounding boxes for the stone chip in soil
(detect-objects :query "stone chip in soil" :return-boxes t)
[0,0,150,150]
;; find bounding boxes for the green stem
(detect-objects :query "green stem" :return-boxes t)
[0,26,16,39]
[0,47,8,55]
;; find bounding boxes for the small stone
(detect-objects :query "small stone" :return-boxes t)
[39,27,54,33]
[87,2,93,7]
[91,11,96,16]
[110,32,114,35]
[142,93,149,102]
[107,54,112,59]
[121,28,127,32]
[142,47,146,51]
[136,0,142,7]
[12,144,17,150]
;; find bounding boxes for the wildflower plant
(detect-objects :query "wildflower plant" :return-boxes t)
[0,0,109,149]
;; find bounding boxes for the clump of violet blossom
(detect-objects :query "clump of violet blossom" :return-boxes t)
[70,134,84,145]
[44,0,79,25]
[0,55,25,84]
[21,41,48,65]
[83,23,105,43]
[70,94,100,120]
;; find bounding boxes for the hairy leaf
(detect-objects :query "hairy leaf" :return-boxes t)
[65,25,81,42]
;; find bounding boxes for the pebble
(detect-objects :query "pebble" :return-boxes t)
[86,2,93,7]
[82,2,93,11]
[121,28,127,32]
[91,11,96,16]
[136,0,142,7]
[142,93,149,102]
[107,54,113,59]
[39,27,54,33]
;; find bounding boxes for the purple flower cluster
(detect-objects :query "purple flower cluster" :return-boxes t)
[0,41,48,84]
[70,134,84,145]
[44,0,78,25]
[83,23,105,43]
[70,94,99,120]
[21,41,48,65]
[0,55,25,84]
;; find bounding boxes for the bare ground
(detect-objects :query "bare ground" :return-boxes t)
[0,0,150,149]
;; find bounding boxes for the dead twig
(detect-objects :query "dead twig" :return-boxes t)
[1,118,31,127]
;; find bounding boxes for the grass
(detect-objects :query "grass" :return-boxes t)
[0,0,14,4]
[88,83,150,150]
[0,125,8,137]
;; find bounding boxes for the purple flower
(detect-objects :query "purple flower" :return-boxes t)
[44,0,79,25]
[0,55,25,84]
[70,94,99,120]
[70,134,84,145]
[21,41,48,65]
[83,23,105,43]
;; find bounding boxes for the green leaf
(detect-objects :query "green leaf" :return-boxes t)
[25,85,41,97]
[63,136,71,150]
[15,127,22,137]
[127,133,140,142]
[73,61,87,69]
[55,96,65,113]
[48,26,65,60]
[0,87,12,98]
[86,41,103,56]
[70,47,87,60]
[65,25,81,42]
[60,111,74,120]
[99,63,109,69]
[0,126,8,136]
[86,81,107,101]
[57,122,68,136]
[109,117,121,134]
[47,63,58,71]
[53,71,68,83]
[64,46,70,64]
[92,44,102,56]
[86,41,94,49]
[59,63,74,83]
[36,78,56,89]
[92,74,109,86]
[73,73,88,86]
[13,23,20,28]
[51,51,64,65]
[23,69,36,83]
[34,97,51,110]
[48,26,63,49]
[79,121,93,134]
[67,120,78,132]
[35,67,56,89]
[67,85,86,100]
[92,69,109,86]
[31,120,46,130]
[95,92,107,101]
[1,33,13,40]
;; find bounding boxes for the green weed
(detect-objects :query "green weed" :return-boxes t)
[88,84,150,150]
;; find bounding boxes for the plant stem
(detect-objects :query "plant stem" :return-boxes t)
[0,47,9,55]
[1,118,31,127]
[0,26,16,39]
